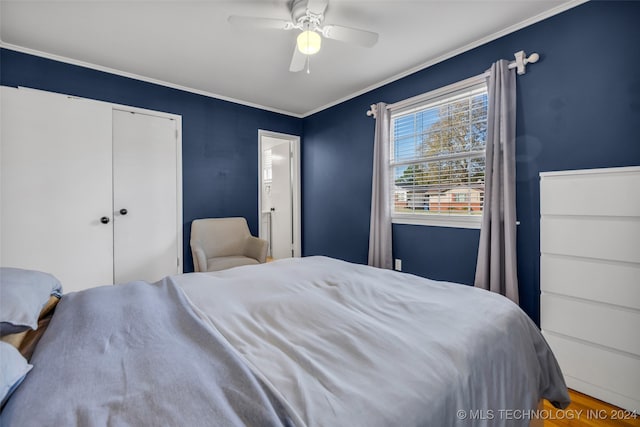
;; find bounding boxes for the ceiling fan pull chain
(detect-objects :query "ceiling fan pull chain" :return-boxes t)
[306,56,311,74]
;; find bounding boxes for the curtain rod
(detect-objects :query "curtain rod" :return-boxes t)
[366,50,539,118]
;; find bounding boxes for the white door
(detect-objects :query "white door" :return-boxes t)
[0,87,114,292]
[112,110,179,284]
[259,131,301,260]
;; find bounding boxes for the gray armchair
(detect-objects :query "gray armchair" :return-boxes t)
[190,217,268,272]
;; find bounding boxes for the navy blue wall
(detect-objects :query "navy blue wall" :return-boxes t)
[302,1,640,324]
[0,48,302,273]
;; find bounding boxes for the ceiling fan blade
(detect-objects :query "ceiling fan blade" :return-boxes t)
[306,0,329,15]
[227,15,292,30]
[322,25,379,48]
[289,46,306,73]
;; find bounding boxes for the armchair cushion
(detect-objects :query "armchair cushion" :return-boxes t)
[205,256,260,272]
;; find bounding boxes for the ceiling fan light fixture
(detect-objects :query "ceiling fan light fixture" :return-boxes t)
[297,30,321,55]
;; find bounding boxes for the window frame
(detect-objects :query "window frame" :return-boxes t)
[388,74,488,229]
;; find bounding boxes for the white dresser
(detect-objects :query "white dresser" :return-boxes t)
[540,166,640,412]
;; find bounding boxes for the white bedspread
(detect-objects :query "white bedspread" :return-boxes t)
[175,256,569,427]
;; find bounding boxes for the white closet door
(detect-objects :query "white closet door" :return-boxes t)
[270,141,293,259]
[0,87,114,292]
[112,110,179,284]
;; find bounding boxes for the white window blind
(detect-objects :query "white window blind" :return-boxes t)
[390,81,488,227]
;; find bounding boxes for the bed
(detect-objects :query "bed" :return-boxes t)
[0,256,569,426]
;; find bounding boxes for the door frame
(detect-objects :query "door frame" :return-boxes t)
[258,130,301,258]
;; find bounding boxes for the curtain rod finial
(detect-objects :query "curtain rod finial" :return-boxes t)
[367,104,377,118]
[514,50,539,75]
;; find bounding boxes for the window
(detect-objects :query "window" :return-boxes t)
[454,192,470,202]
[263,149,273,182]
[390,77,488,228]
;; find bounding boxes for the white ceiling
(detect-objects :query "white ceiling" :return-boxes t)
[0,0,582,117]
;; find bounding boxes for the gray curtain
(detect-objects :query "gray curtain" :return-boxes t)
[474,60,519,303]
[368,102,392,269]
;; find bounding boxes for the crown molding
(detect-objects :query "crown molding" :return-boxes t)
[301,0,589,118]
[0,42,304,119]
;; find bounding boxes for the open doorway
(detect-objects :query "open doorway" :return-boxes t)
[258,130,301,260]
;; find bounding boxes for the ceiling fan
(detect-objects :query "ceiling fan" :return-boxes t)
[228,0,379,73]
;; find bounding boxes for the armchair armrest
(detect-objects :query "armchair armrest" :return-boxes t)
[244,236,268,263]
[192,247,208,272]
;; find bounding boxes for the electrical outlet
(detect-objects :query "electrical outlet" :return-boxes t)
[394,259,402,271]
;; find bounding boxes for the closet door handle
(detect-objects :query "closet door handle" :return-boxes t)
[100,216,110,224]
[119,209,128,215]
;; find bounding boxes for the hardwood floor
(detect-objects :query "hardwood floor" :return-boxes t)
[542,390,639,427]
